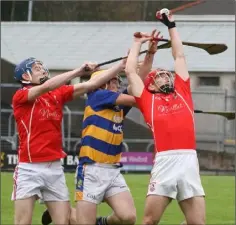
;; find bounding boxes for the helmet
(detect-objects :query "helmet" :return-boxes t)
[14,57,49,84]
[90,70,122,86]
[144,68,174,94]
[90,70,106,79]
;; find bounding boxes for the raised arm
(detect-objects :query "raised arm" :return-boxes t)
[169,20,189,80]
[156,10,189,80]
[28,63,96,101]
[125,34,152,98]
[72,60,125,98]
[138,30,162,81]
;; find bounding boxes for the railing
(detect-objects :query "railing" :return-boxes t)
[1,105,235,172]
[1,106,235,153]
[1,87,235,154]
[1,109,18,150]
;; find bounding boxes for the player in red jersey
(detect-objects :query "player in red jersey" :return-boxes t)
[125,10,205,225]
[11,57,127,225]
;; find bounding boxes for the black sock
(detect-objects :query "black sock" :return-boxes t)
[96,216,108,225]
[41,209,52,225]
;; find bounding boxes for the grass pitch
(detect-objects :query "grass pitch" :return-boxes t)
[1,172,234,224]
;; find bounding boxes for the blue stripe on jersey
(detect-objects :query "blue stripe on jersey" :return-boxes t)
[81,136,122,156]
[82,115,123,134]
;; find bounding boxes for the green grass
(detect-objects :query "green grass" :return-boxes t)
[1,172,234,224]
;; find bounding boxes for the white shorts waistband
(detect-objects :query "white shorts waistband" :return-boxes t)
[92,163,122,169]
[18,160,62,170]
[155,149,196,157]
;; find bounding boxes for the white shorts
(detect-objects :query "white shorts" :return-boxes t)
[75,163,130,204]
[148,150,205,202]
[12,160,70,202]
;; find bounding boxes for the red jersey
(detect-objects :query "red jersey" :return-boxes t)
[12,85,74,163]
[135,74,196,152]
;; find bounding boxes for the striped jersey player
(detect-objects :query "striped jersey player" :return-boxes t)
[75,70,137,225]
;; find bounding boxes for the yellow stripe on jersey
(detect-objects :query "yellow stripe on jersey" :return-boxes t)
[80,145,121,164]
[82,125,123,146]
[83,106,124,122]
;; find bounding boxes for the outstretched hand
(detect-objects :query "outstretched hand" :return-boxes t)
[156,9,176,29]
[119,49,130,70]
[133,32,153,44]
[148,29,163,54]
[80,62,99,76]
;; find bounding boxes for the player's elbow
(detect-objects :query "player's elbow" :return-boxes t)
[125,64,135,76]
[174,54,187,64]
[124,67,130,76]
[27,83,50,101]
[173,52,185,60]
[176,53,185,58]
[85,80,97,92]
[125,68,136,77]
[73,82,92,98]
[40,82,51,93]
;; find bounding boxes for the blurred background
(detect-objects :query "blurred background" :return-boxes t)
[1,0,235,173]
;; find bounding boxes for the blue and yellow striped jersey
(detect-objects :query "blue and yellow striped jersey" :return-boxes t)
[79,89,131,165]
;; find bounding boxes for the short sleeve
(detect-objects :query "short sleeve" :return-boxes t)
[135,88,152,112]
[87,89,120,110]
[12,88,29,106]
[174,73,191,94]
[58,85,74,104]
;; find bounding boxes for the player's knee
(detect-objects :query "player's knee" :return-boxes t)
[52,213,70,225]
[57,217,70,225]
[120,212,136,225]
[142,216,159,225]
[14,207,33,225]
[15,214,32,225]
